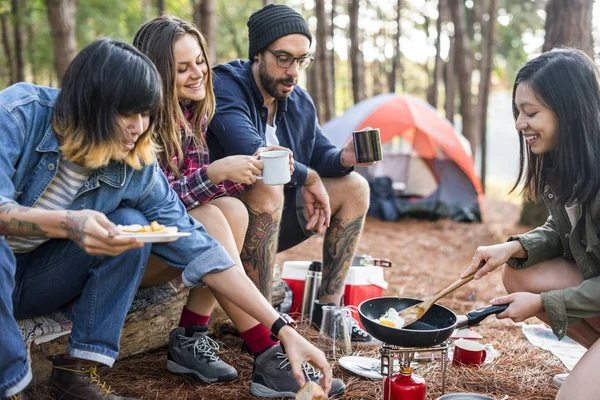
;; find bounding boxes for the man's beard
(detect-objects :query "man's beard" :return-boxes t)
[259,59,297,100]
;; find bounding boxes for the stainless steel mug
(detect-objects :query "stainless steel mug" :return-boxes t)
[301,261,322,321]
[353,128,383,163]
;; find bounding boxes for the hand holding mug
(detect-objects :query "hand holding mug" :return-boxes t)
[254,145,294,176]
[341,127,382,167]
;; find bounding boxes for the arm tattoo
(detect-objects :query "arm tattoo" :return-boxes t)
[60,211,88,248]
[0,203,48,237]
[240,205,279,302]
[322,214,365,296]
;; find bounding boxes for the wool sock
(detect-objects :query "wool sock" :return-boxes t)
[178,306,210,328]
[240,323,280,356]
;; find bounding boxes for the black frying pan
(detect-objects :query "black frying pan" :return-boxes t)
[359,297,508,347]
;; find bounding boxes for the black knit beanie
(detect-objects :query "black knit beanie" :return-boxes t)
[247,4,312,60]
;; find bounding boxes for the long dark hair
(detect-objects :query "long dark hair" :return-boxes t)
[133,16,215,179]
[511,48,600,206]
[53,38,162,169]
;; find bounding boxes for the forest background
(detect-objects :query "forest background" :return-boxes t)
[1,0,597,220]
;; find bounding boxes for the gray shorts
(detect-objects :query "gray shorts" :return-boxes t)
[277,188,318,252]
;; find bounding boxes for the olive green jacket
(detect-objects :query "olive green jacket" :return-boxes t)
[507,176,600,340]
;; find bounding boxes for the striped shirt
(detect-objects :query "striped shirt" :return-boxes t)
[8,158,91,253]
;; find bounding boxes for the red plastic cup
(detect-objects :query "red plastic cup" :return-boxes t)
[452,339,487,367]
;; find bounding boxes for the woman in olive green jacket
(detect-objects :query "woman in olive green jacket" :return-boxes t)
[462,48,600,400]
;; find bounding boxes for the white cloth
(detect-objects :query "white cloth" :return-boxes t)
[521,323,586,370]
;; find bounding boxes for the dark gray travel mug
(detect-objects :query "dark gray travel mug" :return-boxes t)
[352,128,383,163]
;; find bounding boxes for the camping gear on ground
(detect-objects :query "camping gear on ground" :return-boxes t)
[282,261,315,315]
[301,261,322,321]
[436,394,497,400]
[384,366,426,400]
[323,93,483,222]
[318,305,352,359]
[282,256,390,319]
[358,297,507,347]
[338,356,383,380]
[452,339,487,367]
[353,128,383,163]
[398,272,476,328]
[344,255,390,327]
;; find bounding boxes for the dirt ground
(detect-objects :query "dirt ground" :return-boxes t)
[28,197,568,399]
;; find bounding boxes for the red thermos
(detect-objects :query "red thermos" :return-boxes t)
[384,366,426,400]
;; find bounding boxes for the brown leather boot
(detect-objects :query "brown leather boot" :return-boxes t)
[47,355,136,400]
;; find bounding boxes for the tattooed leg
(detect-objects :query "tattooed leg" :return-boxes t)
[321,214,366,303]
[240,205,280,302]
[319,172,370,305]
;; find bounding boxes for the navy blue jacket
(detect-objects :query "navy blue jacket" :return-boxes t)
[207,60,352,189]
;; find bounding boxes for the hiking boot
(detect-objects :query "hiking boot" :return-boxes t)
[167,325,238,383]
[311,300,375,343]
[250,344,346,398]
[553,373,568,388]
[47,354,136,400]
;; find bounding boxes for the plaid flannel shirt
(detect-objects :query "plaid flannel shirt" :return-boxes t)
[160,106,251,210]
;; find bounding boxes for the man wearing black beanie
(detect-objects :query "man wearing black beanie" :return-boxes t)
[207,6,372,394]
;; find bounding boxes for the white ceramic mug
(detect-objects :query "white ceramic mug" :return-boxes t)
[257,150,291,185]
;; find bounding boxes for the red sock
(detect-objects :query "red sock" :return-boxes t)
[240,324,280,355]
[178,306,210,327]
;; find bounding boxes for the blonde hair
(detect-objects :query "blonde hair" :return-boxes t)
[133,16,215,178]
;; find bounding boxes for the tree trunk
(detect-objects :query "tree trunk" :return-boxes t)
[444,34,455,124]
[389,0,401,93]
[330,0,336,113]
[307,53,321,120]
[478,0,498,194]
[448,0,476,151]
[349,0,364,104]
[199,0,216,65]
[263,0,274,5]
[0,13,14,84]
[543,0,593,55]
[11,0,25,82]
[427,0,443,108]
[45,0,76,85]
[156,0,164,15]
[316,0,333,122]
[192,0,201,32]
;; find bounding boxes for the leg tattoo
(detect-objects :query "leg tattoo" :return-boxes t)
[240,205,279,301]
[322,214,366,296]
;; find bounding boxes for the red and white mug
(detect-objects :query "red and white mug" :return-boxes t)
[452,338,487,367]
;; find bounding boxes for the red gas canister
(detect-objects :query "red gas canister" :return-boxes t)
[384,366,426,400]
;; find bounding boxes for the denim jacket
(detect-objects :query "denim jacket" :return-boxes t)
[207,60,352,189]
[0,83,234,287]
[507,170,600,339]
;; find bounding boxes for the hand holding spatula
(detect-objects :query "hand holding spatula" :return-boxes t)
[397,271,477,328]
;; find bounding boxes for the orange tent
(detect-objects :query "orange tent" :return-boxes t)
[324,94,483,222]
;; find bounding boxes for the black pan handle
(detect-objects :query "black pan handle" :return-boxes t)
[466,304,508,326]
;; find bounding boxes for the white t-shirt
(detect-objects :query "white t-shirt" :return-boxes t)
[265,122,279,146]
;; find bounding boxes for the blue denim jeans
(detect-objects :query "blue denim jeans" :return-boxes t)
[0,208,152,397]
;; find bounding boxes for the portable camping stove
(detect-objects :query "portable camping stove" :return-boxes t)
[380,341,450,395]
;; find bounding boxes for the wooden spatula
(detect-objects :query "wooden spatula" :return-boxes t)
[398,272,476,328]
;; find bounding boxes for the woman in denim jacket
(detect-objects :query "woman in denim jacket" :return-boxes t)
[0,38,331,400]
[462,48,600,400]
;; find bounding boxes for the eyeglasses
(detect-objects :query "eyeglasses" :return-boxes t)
[266,49,314,69]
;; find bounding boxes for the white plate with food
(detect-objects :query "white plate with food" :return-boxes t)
[116,222,190,243]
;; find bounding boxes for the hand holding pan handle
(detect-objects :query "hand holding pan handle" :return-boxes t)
[456,304,509,329]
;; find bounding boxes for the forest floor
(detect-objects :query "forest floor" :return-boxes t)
[28,197,568,399]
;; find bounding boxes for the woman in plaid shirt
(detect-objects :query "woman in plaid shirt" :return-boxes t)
[130,16,335,397]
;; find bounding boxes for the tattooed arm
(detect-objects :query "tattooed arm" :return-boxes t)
[0,202,142,256]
